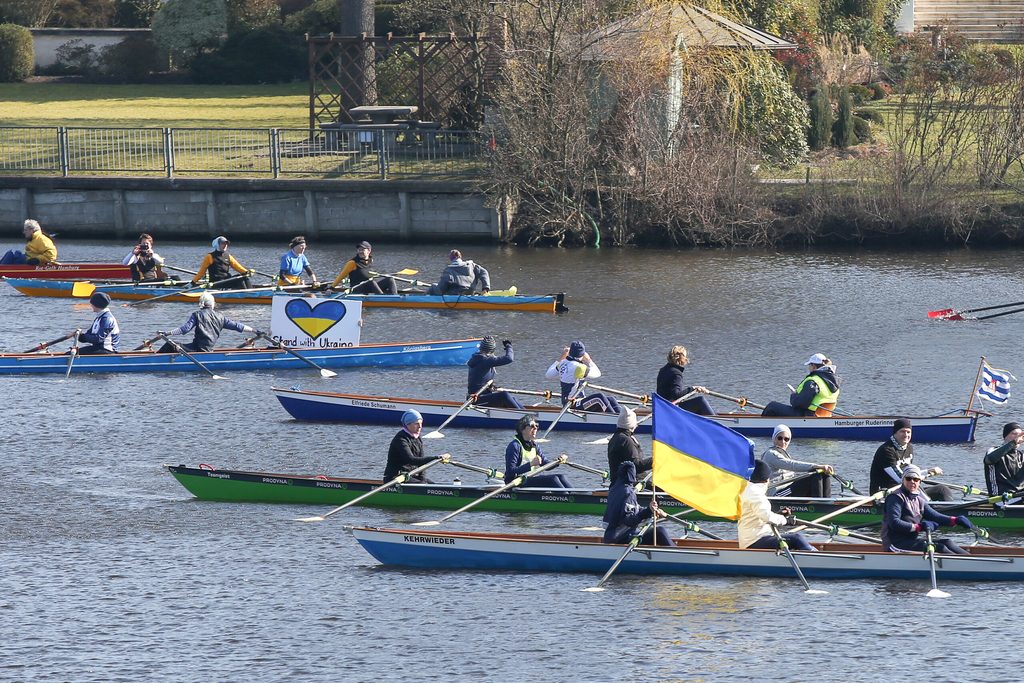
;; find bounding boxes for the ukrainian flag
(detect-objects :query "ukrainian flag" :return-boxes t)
[652,394,754,520]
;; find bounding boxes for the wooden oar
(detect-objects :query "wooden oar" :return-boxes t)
[924,529,951,598]
[64,331,80,379]
[449,460,503,480]
[72,280,179,298]
[255,331,337,378]
[789,480,908,533]
[536,381,587,443]
[585,390,699,446]
[770,524,828,595]
[564,461,609,481]
[586,383,649,403]
[155,333,225,379]
[332,269,420,295]
[412,455,567,526]
[422,380,493,439]
[495,387,554,401]
[582,518,655,592]
[295,455,450,522]
[928,299,1024,320]
[797,518,881,544]
[22,332,75,353]
[133,335,161,351]
[705,390,766,411]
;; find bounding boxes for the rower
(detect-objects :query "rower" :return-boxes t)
[758,424,833,498]
[544,340,621,413]
[607,408,651,485]
[504,415,571,488]
[868,418,954,501]
[384,410,436,483]
[655,345,715,415]
[602,461,673,546]
[761,352,840,417]
[329,241,397,294]
[1,219,57,265]
[881,464,972,555]
[984,422,1024,495]
[278,235,318,287]
[155,293,261,353]
[738,461,816,551]
[69,292,120,355]
[467,336,523,409]
[191,236,253,289]
[426,249,490,296]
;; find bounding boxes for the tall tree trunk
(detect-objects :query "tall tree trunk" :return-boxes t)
[339,0,377,115]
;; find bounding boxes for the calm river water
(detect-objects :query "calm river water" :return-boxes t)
[1,239,1022,682]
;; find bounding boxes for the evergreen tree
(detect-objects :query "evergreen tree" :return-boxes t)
[808,87,832,151]
[832,87,858,148]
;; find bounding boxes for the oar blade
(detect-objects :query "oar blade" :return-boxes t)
[295,515,326,523]
[927,588,951,599]
[805,588,829,595]
[581,586,605,593]
[71,281,96,297]
[411,520,441,527]
[320,369,338,378]
[212,374,227,380]
[585,436,611,445]
[422,431,444,440]
[926,308,955,319]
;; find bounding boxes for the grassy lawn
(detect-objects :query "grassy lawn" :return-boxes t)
[0,82,310,128]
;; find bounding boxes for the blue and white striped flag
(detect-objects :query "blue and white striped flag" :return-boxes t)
[977,362,1016,404]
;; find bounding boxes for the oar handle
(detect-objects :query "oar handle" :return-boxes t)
[586,383,648,402]
[448,460,503,480]
[564,461,609,480]
[22,331,76,353]
[705,390,766,411]
[664,512,723,540]
[797,518,881,544]
[133,336,161,351]
[495,387,553,400]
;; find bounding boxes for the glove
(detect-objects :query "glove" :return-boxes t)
[954,515,974,530]
[919,520,939,533]
[157,330,168,337]
[502,339,512,348]
[246,270,255,277]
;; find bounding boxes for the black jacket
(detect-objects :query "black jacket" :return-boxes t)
[607,428,651,484]
[603,462,653,543]
[869,439,914,494]
[383,429,433,479]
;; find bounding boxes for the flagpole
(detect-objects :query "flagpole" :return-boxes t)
[966,356,986,415]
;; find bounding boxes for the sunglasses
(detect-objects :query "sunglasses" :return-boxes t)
[905,477,921,482]
[775,435,791,442]
[527,423,539,429]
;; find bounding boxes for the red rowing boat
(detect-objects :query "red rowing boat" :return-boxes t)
[0,262,131,280]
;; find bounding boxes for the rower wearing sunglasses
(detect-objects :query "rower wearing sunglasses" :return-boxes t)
[757,424,834,498]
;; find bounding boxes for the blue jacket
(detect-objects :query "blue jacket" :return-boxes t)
[466,344,513,395]
[881,485,953,550]
[603,462,653,543]
[80,310,120,351]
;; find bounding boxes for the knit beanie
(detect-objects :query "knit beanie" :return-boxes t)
[401,409,422,426]
[479,336,496,353]
[617,408,637,431]
[751,460,773,483]
[1004,422,1022,438]
[893,418,912,433]
[568,340,585,360]
[89,292,111,308]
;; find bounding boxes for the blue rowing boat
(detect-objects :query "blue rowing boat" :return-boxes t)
[0,338,480,374]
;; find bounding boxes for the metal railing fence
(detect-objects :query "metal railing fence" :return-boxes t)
[0,126,485,180]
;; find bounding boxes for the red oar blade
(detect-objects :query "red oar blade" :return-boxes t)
[927,308,955,319]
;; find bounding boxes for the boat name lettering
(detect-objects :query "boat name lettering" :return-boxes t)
[426,489,457,496]
[207,472,230,479]
[315,481,345,489]
[832,420,890,427]
[402,535,456,545]
[351,399,399,410]
[262,477,288,485]
[402,346,430,353]
[540,496,570,502]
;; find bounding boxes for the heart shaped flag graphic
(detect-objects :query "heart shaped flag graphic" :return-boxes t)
[284,298,347,339]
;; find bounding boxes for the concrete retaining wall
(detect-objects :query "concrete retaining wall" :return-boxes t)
[0,178,508,243]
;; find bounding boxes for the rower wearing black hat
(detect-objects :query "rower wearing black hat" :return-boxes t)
[278,235,318,287]
[983,422,1024,495]
[466,335,523,409]
[881,464,971,555]
[69,292,120,355]
[329,241,397,294]
[868,418,954,501]
[191,236,253,289]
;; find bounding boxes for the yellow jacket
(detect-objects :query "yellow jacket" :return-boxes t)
[26,231,57,264]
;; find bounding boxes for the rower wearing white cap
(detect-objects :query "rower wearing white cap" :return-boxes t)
[758,424,834,497]
[155,292,260,353]
[191,236,253,289]
[761,352,841,418]
[384,409,436,483]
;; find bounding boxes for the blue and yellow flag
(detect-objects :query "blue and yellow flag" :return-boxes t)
[651,394,754,520]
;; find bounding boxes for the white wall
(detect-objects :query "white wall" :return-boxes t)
[30,28,152,68]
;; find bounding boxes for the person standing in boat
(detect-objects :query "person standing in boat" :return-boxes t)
[329,241,398,294]
[467,336,524,410]
[278,236,318,288]
[545,341,621,413]
[1,219,57,265]
[655,345,715,415]
[758,424,834,498]
[868,418,954,501]
[384,410,436,483]
[983,422,1024,495]
[191,236,253,290]
[881,464,972,555]
[427,249,490,296]
[123,233,168,282]
[738,461,816,551]
[504,415,572,488]
[155,293,260,353]
[602,461,673,546]
[607,408,651,485]
[761,353,840,417]
[69,292,120,355]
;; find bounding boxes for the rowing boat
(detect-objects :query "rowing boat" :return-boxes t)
[270,389,979,443]
[0,263,131,280]
[0,338,479,375]
[2,278,568,313]
[351,527,1024,581]
[166,464,1024,528]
